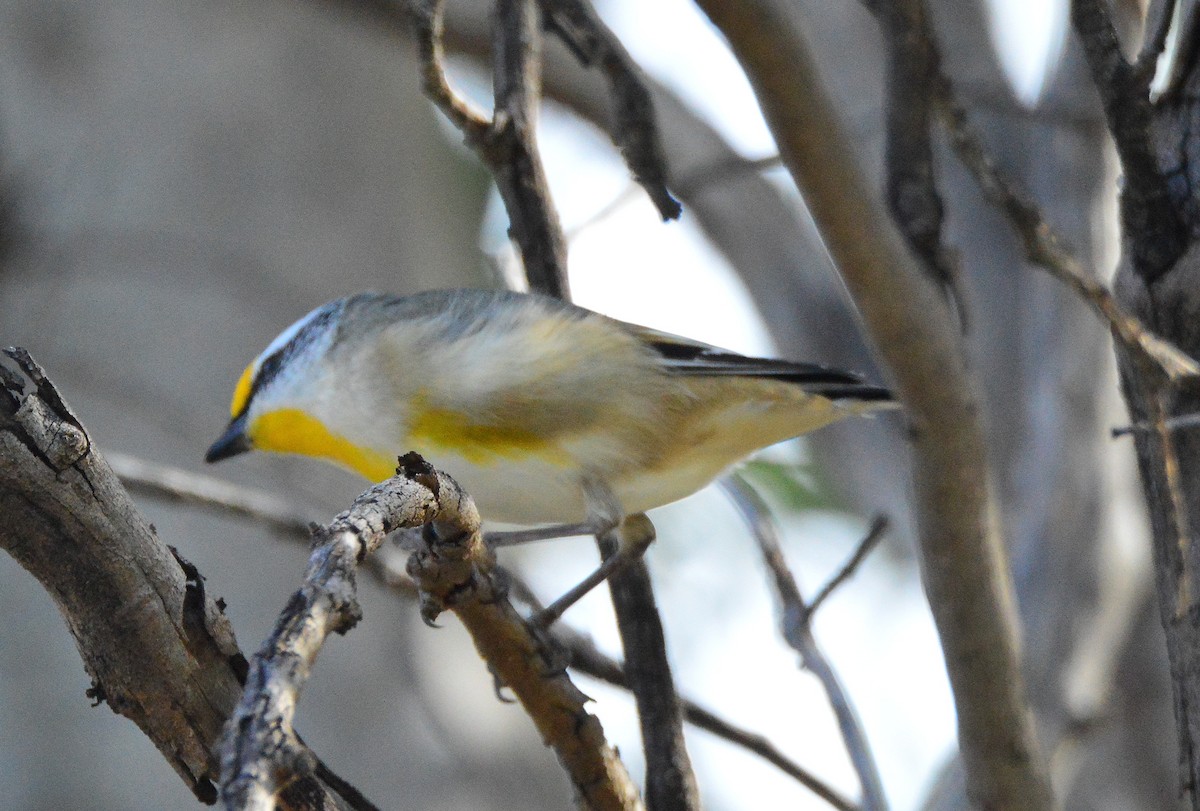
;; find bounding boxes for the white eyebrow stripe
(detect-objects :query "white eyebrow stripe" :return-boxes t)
[256,304,327,368]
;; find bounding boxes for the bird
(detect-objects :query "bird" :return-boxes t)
[205,289,894,530]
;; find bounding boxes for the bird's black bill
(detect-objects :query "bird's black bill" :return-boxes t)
[205,415,251,463]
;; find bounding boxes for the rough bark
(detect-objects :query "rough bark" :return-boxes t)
[0,350,356,810]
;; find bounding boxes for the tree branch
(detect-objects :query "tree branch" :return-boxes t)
[537,0,682,221]
[869,0,959,299]
[690,2,1054,808]
[595,517,700,811]
[933,75,1199,381]
[108,450,316,537]
[117,454,841,806]
[551,619,860,811]
[1072,0,1187,281]
[416,0,700,801]
[411,0,570,297]
[0,350,362,810]
[722,477,888,811]
[219,452,641,810]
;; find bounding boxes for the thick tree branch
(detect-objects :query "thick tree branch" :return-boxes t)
[1072,0,1187,280]
[1086,1,1200,804]
[220,452,641,810]
[690,2,1054,808]
[0,350,362,811]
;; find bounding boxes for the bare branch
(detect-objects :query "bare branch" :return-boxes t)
[107,451,316,537]
[722,476,888,811]
[410,0,570,297]
[595,516,700,811]
[1136,0,1178,79]
[869,0,959,299]
[934,76,1200,382]
[220,452,641,810]
[433,0,699,798]
[489,0,571,297]
[0,350,363,810]
[805,517,890,622]
[556,620,861,811]
[1072,0,1187,280]
[1113,410,1200,436]
[538,0,682,221]
[410,0,490,137]
[689,2,1054,807]
[565,155,781,242]
[115,457,822,806]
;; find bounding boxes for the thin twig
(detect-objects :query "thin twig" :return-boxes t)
[1113,410,1200,437]
[721,477,889,811]
[107,451,420,596]
[804,516,890,623]
[538,0,682,221]
[410,0,490,137]
[1136,0,1179,81]
[553,622,861,811]
[565,154,781,242]
[107,451,315,537]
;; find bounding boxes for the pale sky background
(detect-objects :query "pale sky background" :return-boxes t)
[471,2,1068,809]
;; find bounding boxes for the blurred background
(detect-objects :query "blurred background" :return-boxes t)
[0,0,1174,809]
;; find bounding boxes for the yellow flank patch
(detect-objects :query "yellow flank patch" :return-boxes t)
[410,404,568,466]
[250,408,396,482]
[230,362,257,417]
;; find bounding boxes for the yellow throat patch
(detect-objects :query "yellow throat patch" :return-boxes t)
[250,408,396,482]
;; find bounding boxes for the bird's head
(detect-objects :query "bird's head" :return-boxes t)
[204,297,394,480]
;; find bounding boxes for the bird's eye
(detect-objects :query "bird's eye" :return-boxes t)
[231,349,288,419]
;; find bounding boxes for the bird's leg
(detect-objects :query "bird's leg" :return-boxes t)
[529,478,656,627]
[484,522,600,547]
[530,514,656,628]
[484,476,624,547]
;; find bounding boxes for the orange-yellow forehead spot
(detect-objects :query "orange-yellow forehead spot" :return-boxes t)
[230,362,256,418]
[249,408,396,482]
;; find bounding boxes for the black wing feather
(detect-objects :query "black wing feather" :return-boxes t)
[647,337,892,402]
